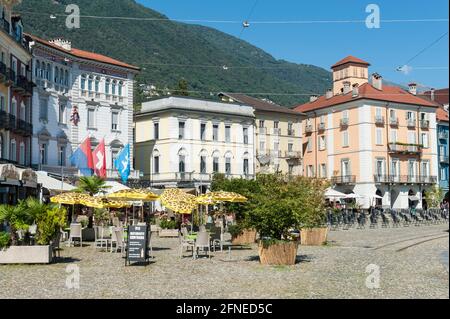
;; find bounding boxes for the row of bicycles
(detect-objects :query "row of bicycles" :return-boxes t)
[327,208,449,230]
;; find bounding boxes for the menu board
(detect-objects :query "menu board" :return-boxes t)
[126,225,148,265]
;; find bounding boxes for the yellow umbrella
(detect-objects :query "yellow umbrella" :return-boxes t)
[80,197,132,209]
[50,192,91,205]
[107,189,159,201]
[160,188,197,214]
[206,191,248,203]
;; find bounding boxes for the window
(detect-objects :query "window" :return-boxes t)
[225,125,231,143]
[200,156,206,173]
[421,161,429,177]
[376,107,382,118]
[375,158,385,177]
[307,137,312,152]
[391,159,400,181]
[0,134,3,159]
[87,109,95,128]
[46,63,51,81]
[59,104,66,124]
[259,141,265,152]
[95,77,100,92]
[39,98,48,121]
[390,130,398,143]
[408,160,417,181]
[288,122,294,136]
[59,145,66,166]
[111,112,119,131]
[178,155,186,173]
[54,66,59,83]
[288,143,293,152]
[112,150,119,169]
[319,136,326,150]
[154,122,159,139]
[288,164,294,175]
[88,75,93,91]
[213,157,219,173]
[213,124,219,141]
[35,61,40,78]
[225,157,231,175]
[341,160,350,177]
[407,111,415,121]
[178,121,185,139]
[39,143,47,165]
[59,68,64,85]
[19,143,25,165]
[343,110,349,120]
[64,70,69,86]
[154,155,160,174]
[320,164,327,178]
[200,123,206,140]
[11,99,16,117]
[80,74,86,90]
[408,131,416,145]
[307,165,314,177]
[112,80,117,95]
[441,166,447,181]
[421,133,429,148]
[259,120,265,128]
[20,103,26,121]
[0,95,5,111]
[274,142,279,151]
[274,121,279,129]
[243,127,249,144]
[243,158,249,175]
[118,81,123,96]
[320,115,325,125]
[105,79,110,94]
[376,128,383,145]
[342,131,349,147]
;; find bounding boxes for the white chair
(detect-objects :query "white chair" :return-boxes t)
[67,223,82,247]
[179,228,195,258]
[94,226,111,251]
[211,226,225,252]
[113,229,126,255]
[194,232,211,259]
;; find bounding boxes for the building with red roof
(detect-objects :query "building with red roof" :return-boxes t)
[293,56,440,210]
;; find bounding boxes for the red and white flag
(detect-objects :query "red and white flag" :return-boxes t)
[93,139,107,178]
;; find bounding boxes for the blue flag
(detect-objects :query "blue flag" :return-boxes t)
[114,144,131,183]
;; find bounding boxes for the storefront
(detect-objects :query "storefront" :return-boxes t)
[0,164,38,205]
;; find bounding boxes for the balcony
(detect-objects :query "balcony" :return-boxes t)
[331,175,356,185]
[388,143,422,155]
[272,128,281,135]
[407,119,416,128]
[375,116,385,126]
[440,156,449,164]
[420,120,430,129]
[284,151,302,159]
[340,118,349,128]
[374,175,437,184]
[389,117,399,126]
[258,127,267,135]
[305,125,313,134]
[12,75,34,96]
[15,119,33,136]
[317,123,326,131]
[0,110,16,130]
[438,131,448,140]
[0,62,13,84]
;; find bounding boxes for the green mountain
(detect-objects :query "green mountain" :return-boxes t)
[16,0,332,107]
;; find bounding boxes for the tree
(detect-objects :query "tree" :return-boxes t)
[174,78,189,96]
[425,185,445,209]
[75,176,111,196]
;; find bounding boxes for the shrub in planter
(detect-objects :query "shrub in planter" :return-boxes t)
[160,219,177,230]
[228,225,257,245]
[0,231,11,250]
[246,174,329,265]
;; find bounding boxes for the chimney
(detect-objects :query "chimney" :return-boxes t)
[430,88,435,101]
[49,38,72,51]
[372,73,383,90]
[352,83,359,97]
[343,81,351,94]
[408,83,417,96]
[310,95,319,103]
[326,89,333,99]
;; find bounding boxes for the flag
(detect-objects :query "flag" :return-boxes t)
[114,144,131,183]
[70,137,94,176]
[93,139,107,178]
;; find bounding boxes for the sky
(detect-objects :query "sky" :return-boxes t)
[138,0,449,90]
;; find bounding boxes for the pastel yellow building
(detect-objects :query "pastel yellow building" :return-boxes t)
[134,96,255,192]
[218,93,304,176]
[295,56,439,209]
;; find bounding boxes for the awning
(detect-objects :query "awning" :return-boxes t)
[102,181,130,195]
[0,164,19,181]
[36,171,75,192]
[325,188,348,199]
[408,195,420,201]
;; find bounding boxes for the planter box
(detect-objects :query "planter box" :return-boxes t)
[159,229,179,238]
[258,241,298,265]
[300,227,328,246]
[0,245,52,264]
[231,229,257,245]
[82,228,95,242]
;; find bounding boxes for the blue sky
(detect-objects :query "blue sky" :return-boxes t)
[138,0,449,89]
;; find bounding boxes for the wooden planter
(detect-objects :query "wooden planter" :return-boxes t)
[258,241,298,265]
[300,227,328,246]
[231,229,257,245]
[159,229,179,238]
[0,245,52,264]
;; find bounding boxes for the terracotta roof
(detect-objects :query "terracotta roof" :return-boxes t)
[331,56,370,69]
[419,88,449,107]
[219,93,302,116]
[437,107,449,122]
[293,83,439,113]
[27,34,140,71]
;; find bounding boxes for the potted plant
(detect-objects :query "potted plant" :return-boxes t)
[0,198,67,264]
[246,175,328,265]
[158,218,179,237]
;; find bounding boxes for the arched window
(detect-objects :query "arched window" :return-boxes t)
[59,68,64,84]
[88,75,93,91]
[35,60,40,78]
[118,81,123,96]
[54,66,59,83]
[212,150,220,174]
[243,152,250,175]
[46,63,51,81]
[64,70,69,86]
[153,149,160,174]
[178,148,187,173]
[80,74,86,90]
[199,149,208,174]
[20,102,26,121]
[112,80,117,95]
[10,99,17,117]
[10,139,16,162]
[19,142,25,165]
[224,151,233,175]
[95,76,100,92]
[105,78,110,94]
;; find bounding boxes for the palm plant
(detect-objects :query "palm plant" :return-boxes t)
[75,176,111,196]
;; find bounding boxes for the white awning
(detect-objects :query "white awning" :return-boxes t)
[325,188,348,199]
[345,193,364,199]
[408,195,420,201]
[102,181,130,195]
[36,171,75,192]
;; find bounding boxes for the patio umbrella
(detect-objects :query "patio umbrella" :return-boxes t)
[160,188,197,214]
[107,189,159,201]
[79,196,132,209]
[345,193,364,199]
[206,191,248,203]
[50,192,91,205]
[324,188,348,199]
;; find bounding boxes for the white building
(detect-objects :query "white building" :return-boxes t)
[134,97,255,192]
[28,35,140,179]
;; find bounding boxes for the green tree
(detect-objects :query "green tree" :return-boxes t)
[174,78,189,96]
[425,185,445,209]
[75,176,111,196]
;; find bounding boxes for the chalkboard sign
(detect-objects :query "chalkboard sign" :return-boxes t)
[126,225,149,265]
